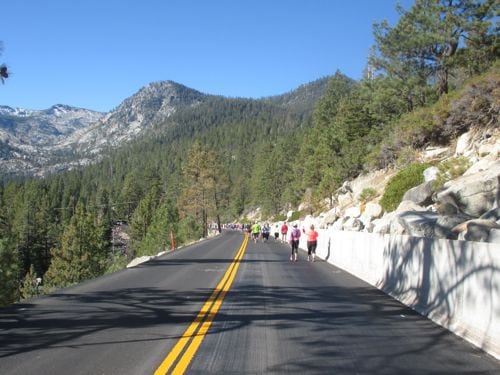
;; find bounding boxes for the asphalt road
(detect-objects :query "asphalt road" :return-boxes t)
[0,230,499,374]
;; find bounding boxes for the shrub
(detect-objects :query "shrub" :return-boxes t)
[288,211,301,222]
[380,163,430,212]
[106,254,129,274]
[396,107,436,149]
[433,156,471,190]
[20,265,40,301]
[395,146,419,168]
[359,187,377,203]
[178,215,203,244]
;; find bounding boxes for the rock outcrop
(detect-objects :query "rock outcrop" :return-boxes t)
[320,127,500,244]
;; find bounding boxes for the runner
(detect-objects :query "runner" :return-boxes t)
[261,222,270,241]
[303,224,319,262]
[289,224,301,262]
[251,222,261,243]
[281,222,288,242]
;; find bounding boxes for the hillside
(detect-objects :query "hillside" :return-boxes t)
[0,105,104,176]
[232,63,499,240]
[0,78,329,179]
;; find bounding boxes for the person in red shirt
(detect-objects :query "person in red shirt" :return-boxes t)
[303,224,319,262]
[280,222,288,242]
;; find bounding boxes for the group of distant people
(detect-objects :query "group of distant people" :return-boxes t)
[244,221,319,263]
[245,222,271,243]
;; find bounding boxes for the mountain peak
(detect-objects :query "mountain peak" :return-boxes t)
[44,104,79,116]
[0,105,35,117]
[127,80,206,107]
[110,80,207,126]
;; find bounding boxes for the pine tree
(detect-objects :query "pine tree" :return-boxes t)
[251,141,276,212]
[118,171,145,220]
[371,0,497,98]
[208,150,230,232]
[44,203,108,288]
[32,194,57,277]
[129,186,161,255]
[0,237,19,306]
[300,72,355,195]
[137,198,179,256]
[178,141,215,238]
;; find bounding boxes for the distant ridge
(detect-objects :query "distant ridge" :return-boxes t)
[0,76,331,178]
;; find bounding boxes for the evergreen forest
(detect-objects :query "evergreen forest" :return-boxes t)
[0,0,498,305]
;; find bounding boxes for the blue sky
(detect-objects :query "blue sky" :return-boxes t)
[0,0,414,112]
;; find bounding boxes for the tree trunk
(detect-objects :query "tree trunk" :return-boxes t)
[216,214,222,234]
[202,209,208,238]
[437,65,449,95]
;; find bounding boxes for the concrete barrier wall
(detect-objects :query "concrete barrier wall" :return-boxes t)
[296,228,500,359]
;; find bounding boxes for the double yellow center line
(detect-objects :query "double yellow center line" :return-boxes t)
[154,234,249,375]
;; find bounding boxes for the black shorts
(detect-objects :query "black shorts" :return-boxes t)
[307,241,317,255]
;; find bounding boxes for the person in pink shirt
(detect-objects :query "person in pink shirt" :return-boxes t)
[303,224,319,262]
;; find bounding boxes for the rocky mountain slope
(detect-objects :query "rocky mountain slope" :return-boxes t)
[0,79,328,177]
[70,81,208,155]
[0,105,104,176]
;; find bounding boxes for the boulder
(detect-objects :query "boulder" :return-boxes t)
[343,217,364,232]
[421,146,449,161]
[434,215,471,239]
[424,166,440,182]
[480,207,500,222]
[390,217,407,235]
[345,206,361,218]
[455,132,472,156]
[359,203,383,233]
[372,218,390,234]
[402,181,435,207]
[338,181,353,194]
[453,219,500,242]
[435,161,500,217]
[337,192,354,209]
[394,211,439,238]
[372,212,396,234]
[331,217,346,231]
[363,220,375,233]
[363,202,383,219]
[463,159,497,176]
[321,207,339,227]
[396,200,427,212]
[478,142,499,158]
[436,201,460,216]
